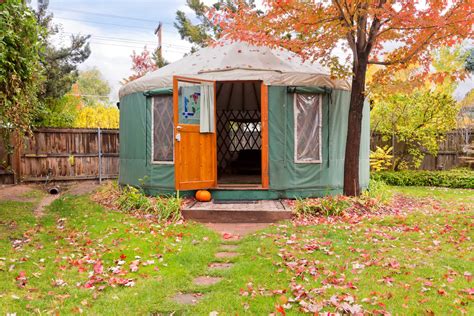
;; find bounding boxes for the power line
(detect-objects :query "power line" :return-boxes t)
[51,7,174,25]
[62,32,156,45]
[55,16,154,30]
[54,16,183,39]
[89,40,189,53]
[60,32,192,50]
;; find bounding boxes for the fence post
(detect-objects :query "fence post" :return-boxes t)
[11,132,22,184]
[98,128,102,183]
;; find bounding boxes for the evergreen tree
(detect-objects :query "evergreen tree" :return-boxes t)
[174,0,257,53]
[34,2,91,126]
[35,2,91,100]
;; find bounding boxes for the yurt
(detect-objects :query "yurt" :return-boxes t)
[118,42,370,199]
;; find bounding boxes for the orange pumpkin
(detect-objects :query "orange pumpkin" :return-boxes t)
[195,190,212,202]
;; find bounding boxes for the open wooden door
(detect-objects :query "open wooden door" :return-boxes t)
[173,76,217,190]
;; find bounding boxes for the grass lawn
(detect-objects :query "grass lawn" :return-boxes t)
[0,186,472,315]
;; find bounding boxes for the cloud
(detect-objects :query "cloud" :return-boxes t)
[46,1,193,101]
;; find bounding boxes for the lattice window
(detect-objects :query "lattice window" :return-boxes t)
[216,110,261,172]
[152,96,174,163]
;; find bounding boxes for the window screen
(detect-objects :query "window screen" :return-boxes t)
[294,94,322,163]
[152,96,174,163]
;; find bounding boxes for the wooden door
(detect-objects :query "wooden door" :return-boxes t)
[173,76,217,190]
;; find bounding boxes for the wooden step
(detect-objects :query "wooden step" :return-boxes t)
[181,200,292,223]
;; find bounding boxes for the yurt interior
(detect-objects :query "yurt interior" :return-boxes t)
[215,81,262,187]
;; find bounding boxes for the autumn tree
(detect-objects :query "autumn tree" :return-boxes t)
[35,2,91,101]
[75,68,111,105]
[369,45,467,169]
[459,89,474,129]
[372,91,459,170]
[73,105,119,129]
[466,48,474,73]
[123,47,157,83]
[212,0,474,195]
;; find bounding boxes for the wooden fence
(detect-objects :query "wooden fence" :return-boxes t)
[1,127,472,184]
[371,129,473,170]
[0,128,119,184]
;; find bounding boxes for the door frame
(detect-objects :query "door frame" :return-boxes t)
[173,76,218,190]
[261,82,269,189]
[213,80,269,189]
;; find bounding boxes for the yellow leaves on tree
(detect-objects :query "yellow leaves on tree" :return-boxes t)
[73,105,119,129]
[370,146,393,172]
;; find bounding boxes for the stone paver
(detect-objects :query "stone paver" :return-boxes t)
[205,223,271,239]
[173,293,203,305]
[215,251,239,259]
[209,262,233,270]
[220,244,239,251]
[193,276,222,286]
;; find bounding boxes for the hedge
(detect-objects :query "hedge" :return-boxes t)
[371,169,474,189]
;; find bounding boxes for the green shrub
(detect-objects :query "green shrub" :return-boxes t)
[117,186,153,212]
[115,185,181,222]
[295,195,350,217]
[371,168,474,189]
[154,196,181,222]
[363,179,392,202]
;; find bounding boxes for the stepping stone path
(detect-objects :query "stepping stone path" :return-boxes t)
[172,232,243,306]
[173,222,278,308]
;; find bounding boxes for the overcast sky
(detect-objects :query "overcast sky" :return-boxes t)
[30,0,472,102]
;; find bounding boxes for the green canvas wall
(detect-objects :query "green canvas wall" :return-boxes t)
[267,87,369,197]
[119,92,147,187]
[119,85,370,198]
[118,92,175,190]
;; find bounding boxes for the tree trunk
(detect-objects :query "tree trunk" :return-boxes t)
[343,58,368,196]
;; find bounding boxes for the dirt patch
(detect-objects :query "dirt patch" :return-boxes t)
[0,185,39,202]
[66,181,100,196]
[193,276,222,286]
[172,293,203,305]
[34,194,61,217]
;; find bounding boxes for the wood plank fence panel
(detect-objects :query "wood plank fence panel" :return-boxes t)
[0,135,14,184]
[18,128,119,182]
[371,129,473,170]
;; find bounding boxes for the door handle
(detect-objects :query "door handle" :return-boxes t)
[175,133,181,142]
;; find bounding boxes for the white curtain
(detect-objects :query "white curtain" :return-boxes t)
[200,82,215,133]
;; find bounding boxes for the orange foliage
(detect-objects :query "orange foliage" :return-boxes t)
[210,0,473,79]
[210,0,473,195]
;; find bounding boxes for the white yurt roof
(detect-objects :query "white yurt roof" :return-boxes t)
[119,41,350,99]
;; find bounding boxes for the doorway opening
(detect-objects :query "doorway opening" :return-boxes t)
[216,81,262,187]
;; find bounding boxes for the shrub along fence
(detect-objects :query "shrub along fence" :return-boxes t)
[372,169,474,189]
[0,128,119,184]
[371,129,473,170]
